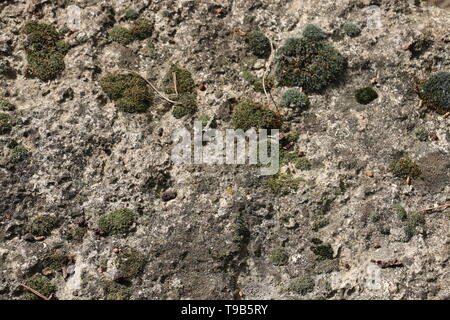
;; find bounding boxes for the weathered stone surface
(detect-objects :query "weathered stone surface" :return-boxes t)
[0,0,449,300]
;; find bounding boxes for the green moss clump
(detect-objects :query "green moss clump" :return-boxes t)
[26,215,59,236]
[246,31,271,59]
[42,252,69,271]
[311,242,333,260]
[288,275,315,295]
[241,67,275,93]
[67,226,87,242]
[415,128,429,141]
[302,24,327,41]
[389,156,421,178]
[265,173,303,194]
[22,275,56,300]
[392,203,407,221]
[98,208,135,235]
[295,158,311,171]
[10,145,28,163]
[103,281,131,300]
[125,8,139,20]
[0,99,16,111]
[270,248,289,266]
[231,100,281,131]
[281,152,311,170]
[418,72,450,114]
[281,89,310,111]
[108,26,134,45]
[404,211,425,241]
[275,37,346,93]
[23,21,70,81]
[164,64,196,95]
[343,22,361,37]
[109,18,153,45]
[130,18,153,40]
[100,73,153,113]
[173,93,197,119]
[116,248,146,279]
[0,112,12,134]
[355,87,378,104]
[233,217,250,244]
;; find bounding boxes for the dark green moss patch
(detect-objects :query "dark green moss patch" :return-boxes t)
[0,112,12,134]
[164,64,196,95]
[275,37,346,93]
[233,216,250,244]
[270,248,288,266]
[100,73,153,113]
[392,203,408,221]
[311,242,333,260]
[404,211,425,242]
[116,248,146,279]
[389,156,421,178]
[108,26,134,45]
[231,100,281,131]
[23,21,70,81]
[418,72,450,114]
[103,280,131,300]
[415,128,429,141]
[173,93,197,119]
[98,208,135,235]
[42,252,69,271]
[26,215,59,236]
[125,8,139,20]
[66,226,87,243]
[22,275,56,300]
[288,275,315,295]
[355,87,378,104]
[343,22,361,38]
[109,18,153,45]
[245,31,271,58]
[264,173,303,194]
[10,144,29,163]
[281,152,311,170]
[130,18,153,40]
[0,99,16,111]
[302,24,327,41]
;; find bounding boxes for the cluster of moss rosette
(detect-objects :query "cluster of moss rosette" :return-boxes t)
[281,89,310,111]
[23,21,71,81]
[389,156,421,178]
[418,72,450,114]
[355,87,378,104]
[343,22,361,38]
[275,25,346,94]
[163,64,198,119]
[245,31,271,58]
[108,18,153,45]
[100,73,153,113]
[231,100,282,131]
[98,208,136,235]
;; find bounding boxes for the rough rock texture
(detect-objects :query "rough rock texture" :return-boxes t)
[0,0,449,300]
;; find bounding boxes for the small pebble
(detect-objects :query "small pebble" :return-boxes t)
[162,191,177,202]
[23,233,35,242]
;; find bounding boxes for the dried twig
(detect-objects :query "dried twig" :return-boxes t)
[20,283,50,300]
[172,72,178,95]
[443,112,450,118]
[144,78,179,104]
[417,203,450,213]
[262,38,278,111]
